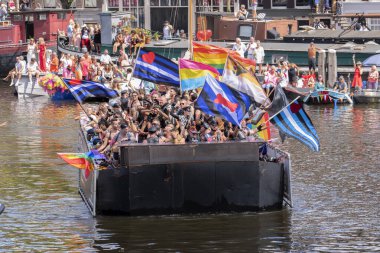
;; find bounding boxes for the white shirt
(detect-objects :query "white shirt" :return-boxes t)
[20,60,26,74]
[28,62,39,72]
[163,25,172,40]
[61,58,72,69]
[255,46,265,64]
[232,43,247,58]
[246,42,257,55]
[100,54,112,65]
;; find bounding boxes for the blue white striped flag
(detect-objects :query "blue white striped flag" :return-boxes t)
[270,101,320,152]
[133,48,180,87]
[195,74,253,127]
[62,79,119,104]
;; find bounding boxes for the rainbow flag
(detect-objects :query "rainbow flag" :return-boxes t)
[57,153,94,171]
[192,42,256,75]
[254,112,271,141]
[179,59,220,91]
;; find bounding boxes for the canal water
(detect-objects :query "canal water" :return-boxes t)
[0,83,379,252]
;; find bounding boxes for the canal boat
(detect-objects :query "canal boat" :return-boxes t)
[304,89,353,105]
[353,90,380,103]
[77,121,292,216]
[0,9,73,76]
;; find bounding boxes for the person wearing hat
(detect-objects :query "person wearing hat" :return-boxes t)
[351,55,363,91]
[333,76,348,93]
[163,21,173,40]
[81,23,91,52]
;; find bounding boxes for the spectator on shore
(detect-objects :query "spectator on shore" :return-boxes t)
[232,37,246,58]
[246,37,257,61]
[251,0,258,20]
[81,24,91,52]
[307,42,321,75]
[94,25,101,54]
[163,21,174,40]
[235,4,248,20]
[351,57,363,91]
[367,65,379,90]
[255,40,265,74]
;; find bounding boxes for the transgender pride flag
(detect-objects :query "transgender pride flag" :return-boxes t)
[179,59,219,91]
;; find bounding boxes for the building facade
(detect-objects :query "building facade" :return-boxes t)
[33,0,104,24]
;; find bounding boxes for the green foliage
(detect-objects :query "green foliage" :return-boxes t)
[61,0,75,9]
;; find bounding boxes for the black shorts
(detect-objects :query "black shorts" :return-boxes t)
[309,58,316,70]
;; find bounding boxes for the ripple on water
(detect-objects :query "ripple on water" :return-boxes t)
[0,84,380,252]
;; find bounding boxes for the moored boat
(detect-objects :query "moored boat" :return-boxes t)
[353,90,380,103]
[304,89,353,105]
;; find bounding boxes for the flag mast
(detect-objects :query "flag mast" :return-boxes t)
[188,0,193,56]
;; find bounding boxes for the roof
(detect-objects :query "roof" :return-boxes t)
[286,30,380,40]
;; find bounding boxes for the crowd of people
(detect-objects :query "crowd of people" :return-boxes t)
[80,86,264,159]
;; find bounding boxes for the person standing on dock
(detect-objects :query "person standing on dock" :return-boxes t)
[246,37,257,61]
[251,0,258,21]
[351,57,363,91]
[163,21,174,40]
[367,65,379,91]
[308,42,321,75]
[232,37,247,58]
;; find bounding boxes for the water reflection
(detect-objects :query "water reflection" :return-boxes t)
[0,83,380,252]
[94,211,292,252]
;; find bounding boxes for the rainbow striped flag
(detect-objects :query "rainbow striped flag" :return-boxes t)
[192,42,256,75]
[254,112,271,141]
[57,153,94,171]
[179,59,219,91]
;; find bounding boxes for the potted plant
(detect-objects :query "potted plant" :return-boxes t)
[152,32,161,41]
[144,29,152,44]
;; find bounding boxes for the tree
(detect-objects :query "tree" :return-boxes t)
[61,0,75,9]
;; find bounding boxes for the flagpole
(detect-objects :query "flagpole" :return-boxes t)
[189,0,193,56]
[60,77,92,120]
[127,46,142,90]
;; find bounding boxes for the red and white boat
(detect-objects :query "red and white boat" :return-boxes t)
[0,9,73,76]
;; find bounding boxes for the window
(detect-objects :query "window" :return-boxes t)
[25,15,34,21]
[369,18,380,31]
[238,25,253,39]
[58,12,66,20]
[39,14,47,20]
[108,0,119,7]
[44,0,56,8]
[296,0,309,6]
[151,0,159,6]
[85,0,97,7]
[13,15,23,21]
[272,0,287,7]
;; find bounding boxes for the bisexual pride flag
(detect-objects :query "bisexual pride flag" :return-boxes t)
[134,48,180,87]
[195,75,253,127]
[179,59,219,91]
